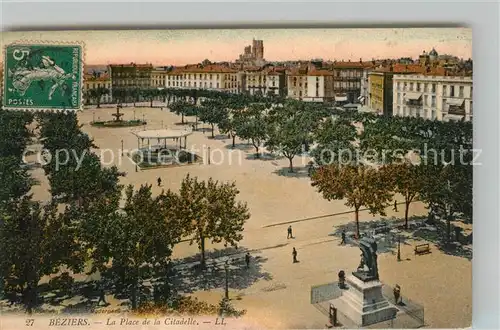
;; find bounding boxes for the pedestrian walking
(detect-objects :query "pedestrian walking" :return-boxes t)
[287,225,293,239]
[292,247,298,263]
[245,252,250,268]
[341,229,346,245]
[157,177,162,187]
[393,200,398,212]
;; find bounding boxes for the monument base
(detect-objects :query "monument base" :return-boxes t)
[329,275,397,327]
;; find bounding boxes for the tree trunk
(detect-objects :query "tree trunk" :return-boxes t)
[288,157,294,172]
[446,215,452,247]
[354,208,360,239]
[200,235,206,268]
[150,99,153,108]
[97,98,101,108]
[232,135,236,148]
[181,113,185,124]
[404,201,410,229]
[254,144,260,158]
[211,124,215,138]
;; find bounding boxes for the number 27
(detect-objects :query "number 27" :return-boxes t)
[25,319,34,326]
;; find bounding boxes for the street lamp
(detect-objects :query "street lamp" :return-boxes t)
[121,139,124,156]
[207,146,211,165]
[397,236,401,262]
[92,111,95,123]
[224,260,229,300]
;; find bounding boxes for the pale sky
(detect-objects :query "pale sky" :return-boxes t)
[1,28,472,65]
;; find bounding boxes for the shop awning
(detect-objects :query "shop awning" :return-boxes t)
[446,98,465,106]
[405,92,422,100]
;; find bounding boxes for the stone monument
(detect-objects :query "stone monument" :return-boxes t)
[329,237,398,327]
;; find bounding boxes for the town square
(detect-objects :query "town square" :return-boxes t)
[1,28,472,329]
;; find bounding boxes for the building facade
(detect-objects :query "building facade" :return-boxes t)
[368,71,394,116]
[332,61,366,103]
[83,73,112,104]
[287,67,334,102]
[392,74,472,121]
[244,67,286,96]
[109,63,153,101]
[166,65,241,94]
[151,67,170,88]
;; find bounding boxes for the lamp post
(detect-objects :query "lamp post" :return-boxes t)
[397,236,401,262]
[133,109,136,120]
[208,146,211,165]
[121,139,124,156]
[224,259,229,300]
[92,111,95,123]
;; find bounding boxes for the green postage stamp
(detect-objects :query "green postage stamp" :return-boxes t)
[2,42,84,111]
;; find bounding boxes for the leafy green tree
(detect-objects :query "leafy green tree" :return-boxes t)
[311,164,393,238]
[169,100,196,125]
[88,87,110,108]
[311,116,358,165]
[199,99,228,138]
[177,175,250,268]
[234,104,268,157]
[0,197,84,314]
[0,110,34,160]
[101,184,181,309]
[382,161,425,228]
[37,112,124,205]
[265,103,307,172]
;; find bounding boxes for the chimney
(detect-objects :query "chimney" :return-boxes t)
[359,58,362,63]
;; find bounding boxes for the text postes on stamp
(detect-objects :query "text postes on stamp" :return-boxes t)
[2,42,84,112]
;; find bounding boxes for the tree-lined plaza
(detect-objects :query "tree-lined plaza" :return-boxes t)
[0,89,472,328]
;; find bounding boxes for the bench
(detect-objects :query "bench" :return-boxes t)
[414,243,431,255]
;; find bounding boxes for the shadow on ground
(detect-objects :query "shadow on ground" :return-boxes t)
[245,152,282,161]
[170,246,273,294]
[272,165,311,178]
[330,216,472,260]
[224,143,254,151]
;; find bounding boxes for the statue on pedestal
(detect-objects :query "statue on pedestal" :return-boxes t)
[353,237,379,281]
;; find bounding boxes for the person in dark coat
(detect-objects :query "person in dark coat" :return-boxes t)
[393,200,398,212]
[292,247,298,263]
[245,252,250,268]
[157,177,162,187]
[287,225,293,239]
[341,230,346,245]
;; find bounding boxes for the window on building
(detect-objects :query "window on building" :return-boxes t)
[424,95,428,106]
[431,109,436,119]
[397,93,401,103]
[459,86,464,97]
[299,91,302,97]
[217,74,219,79]
[470,86,473,98]
[194,82,197,87]
[450,85,456,97]
[316,89,319,97]
[417,83,421,92]
[404,82,407,91]
[210,82,212,88]
[443,85,447,96]
[204,82,207,88]
[410,82,414,91]
[431,95,436,107]
[432,84,436,93]
[217,82,219,88]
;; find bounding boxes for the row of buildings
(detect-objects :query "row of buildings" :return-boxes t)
[83,43,472,121]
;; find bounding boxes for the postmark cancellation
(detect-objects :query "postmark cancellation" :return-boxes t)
[2,41,84,112]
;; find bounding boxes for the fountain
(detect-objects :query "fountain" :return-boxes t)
[91,104,146,128]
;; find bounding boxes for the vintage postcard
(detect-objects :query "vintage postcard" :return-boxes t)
[0,28,472,329]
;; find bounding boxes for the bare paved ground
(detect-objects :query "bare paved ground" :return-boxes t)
[20,104,471,329]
